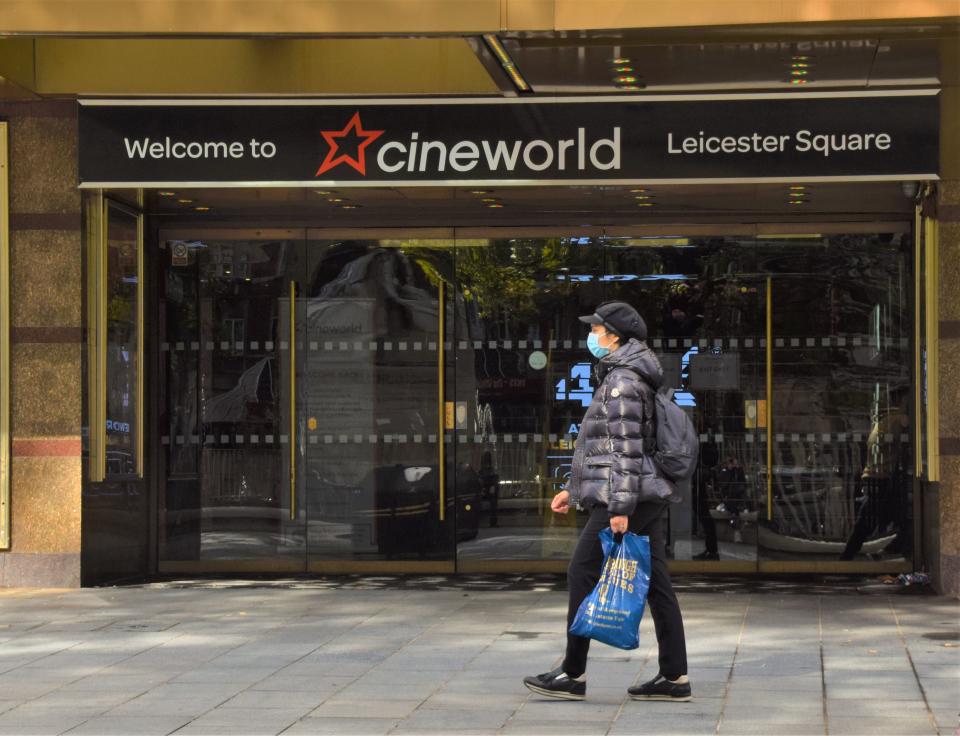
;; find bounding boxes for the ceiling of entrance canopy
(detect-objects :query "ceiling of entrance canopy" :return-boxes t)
[0,17,953,98]
[491,37,941,93]
[140,182,916,227]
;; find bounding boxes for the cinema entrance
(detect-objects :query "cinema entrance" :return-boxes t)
[78,93,940,576]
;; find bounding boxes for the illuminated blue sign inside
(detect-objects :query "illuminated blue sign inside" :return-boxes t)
[556,362,593,407]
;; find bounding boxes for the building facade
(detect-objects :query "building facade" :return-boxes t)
[0,1,957,594]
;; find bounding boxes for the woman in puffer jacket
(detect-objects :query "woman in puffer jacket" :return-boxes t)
[523,301,691,703]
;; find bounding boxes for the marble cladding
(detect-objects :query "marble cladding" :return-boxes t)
[0,553,80,588]
[3,106,84,586]
[8,114,80,215]
[939,339,960,436]
[9,456,81,554]
[940,457,960,550]
[10,229,82,328]
[940,179,960,206]
[938,182,960,597]
[10,343,82,437]
[940,221,960,323]
[941,553,960,598]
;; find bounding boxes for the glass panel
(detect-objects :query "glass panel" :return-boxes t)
[760,232,913,564]
[159,231,306,564]
[452,234,767,567]
[602,236,763,565]
[304,238,455,563]
[452,236,607,564]
[104,204,139,477]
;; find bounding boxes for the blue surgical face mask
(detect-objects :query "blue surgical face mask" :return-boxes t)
[587,331,610,359]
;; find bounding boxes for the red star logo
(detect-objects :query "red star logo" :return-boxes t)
[316,112,385,177]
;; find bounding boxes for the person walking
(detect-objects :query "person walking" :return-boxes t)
[523,301,691,702]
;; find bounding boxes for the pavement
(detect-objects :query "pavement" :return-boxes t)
[0,575,956,736]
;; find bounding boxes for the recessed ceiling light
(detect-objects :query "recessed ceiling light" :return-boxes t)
[315,190,333,195]
[614,66,633,73]
[158,191,176,197]
[177,199,193,204]
[328,198,345,203]
[629,188,648,193]
[481,198,500,203]
[790,79,808,85]
[612,57,631,64]
[486,203,504,209]
[615,75,638,84]
[636,203,654,207]
[340,204,361,209]
[634,195,652,200]
[194,206,210,212]
[470,190,491,195]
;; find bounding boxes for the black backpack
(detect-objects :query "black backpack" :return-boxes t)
[647,386,699,482]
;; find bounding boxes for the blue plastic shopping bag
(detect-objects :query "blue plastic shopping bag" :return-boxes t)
[569,528,651,650]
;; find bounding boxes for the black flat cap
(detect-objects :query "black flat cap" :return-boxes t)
[579,301,647,341]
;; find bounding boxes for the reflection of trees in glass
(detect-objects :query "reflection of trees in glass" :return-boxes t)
[454,239,595,320]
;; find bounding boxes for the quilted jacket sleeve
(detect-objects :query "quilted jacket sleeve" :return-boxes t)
[603,370,651,517]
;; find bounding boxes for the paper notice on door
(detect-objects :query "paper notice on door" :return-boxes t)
[689,352,740,390]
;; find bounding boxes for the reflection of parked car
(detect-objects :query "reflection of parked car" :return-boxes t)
[348,463,480,556]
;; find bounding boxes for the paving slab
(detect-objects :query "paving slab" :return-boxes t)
[0,577,953,736]
[61,715,194,735]
[827,715,939,735]
[283,717,400,735]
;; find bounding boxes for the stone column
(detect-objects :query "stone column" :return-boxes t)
[937,177,959,597]
[935,43,960,595]
[0,100,82,587]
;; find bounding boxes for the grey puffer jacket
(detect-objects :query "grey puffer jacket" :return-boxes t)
[566,338,679,516]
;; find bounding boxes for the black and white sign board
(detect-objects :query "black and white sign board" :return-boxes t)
[78,91,939,187]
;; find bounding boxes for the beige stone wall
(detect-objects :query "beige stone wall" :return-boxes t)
[0,101,82,587]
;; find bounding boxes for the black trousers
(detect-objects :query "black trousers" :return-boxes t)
[563,502,688,680]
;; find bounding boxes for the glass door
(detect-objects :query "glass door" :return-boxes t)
[450,233,608,572]
[601,234,766,571]
[158,229,307,572]
[757,230,914,573]
[448,231,768,572]
[303,233,456,572]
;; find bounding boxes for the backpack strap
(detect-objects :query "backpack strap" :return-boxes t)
[616,366,658,453]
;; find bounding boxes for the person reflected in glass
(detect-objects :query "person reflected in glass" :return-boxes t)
[840,389,911,560]
[479,450,500,528]
[523,301,691,703]
[693,442,720,561]
[717,456,748,545]
[662,287,704,339]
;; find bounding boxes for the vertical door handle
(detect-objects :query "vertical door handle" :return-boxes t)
[913,204,923,477]
[135,205,145,479]
[289,280,297,521]
[766,276,773,521]
[437,280,446,522]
